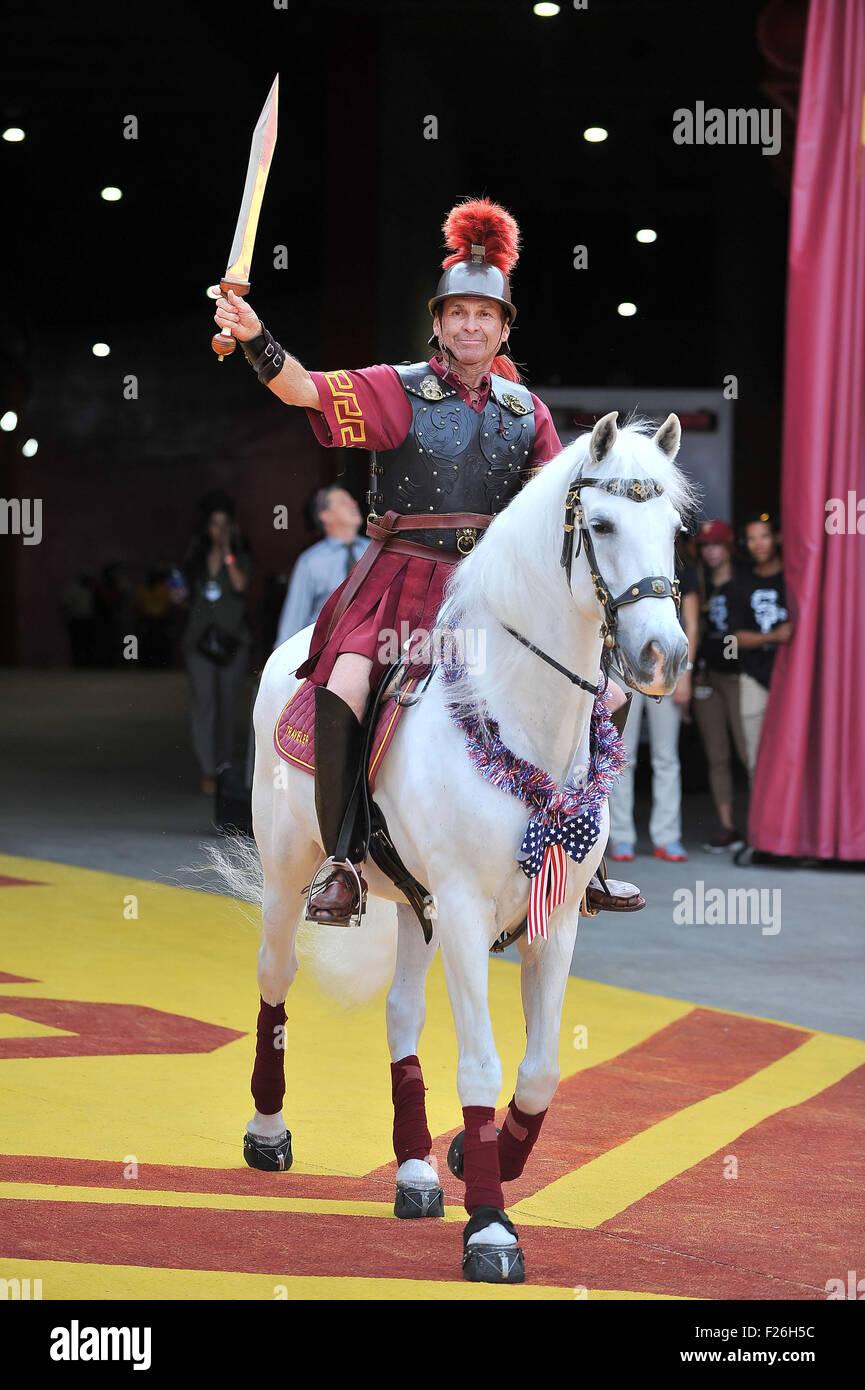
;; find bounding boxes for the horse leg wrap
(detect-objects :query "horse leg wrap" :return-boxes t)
[250,998,287,1117]
[497,1096,548,1181]
[390,1055,432,1165]
[462,1206,525,1284]
[461,1105,505,1214]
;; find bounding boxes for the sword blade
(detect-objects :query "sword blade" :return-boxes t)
[224,74,279,283]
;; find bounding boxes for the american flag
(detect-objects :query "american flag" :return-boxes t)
[527,843,568,944]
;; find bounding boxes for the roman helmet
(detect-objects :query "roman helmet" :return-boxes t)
[428,198,520,344]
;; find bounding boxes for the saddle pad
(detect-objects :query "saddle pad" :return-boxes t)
[273,678,414,792]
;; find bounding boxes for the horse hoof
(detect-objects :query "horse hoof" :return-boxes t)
[462,1244,526,1284]
[394,1184,445,1219]
[243,1129,293,1172]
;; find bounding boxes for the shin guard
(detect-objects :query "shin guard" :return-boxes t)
[390,1055,432,1165]
[251,998,287,1116]
[497,1096,548,1181]
[462,1105,505,1214]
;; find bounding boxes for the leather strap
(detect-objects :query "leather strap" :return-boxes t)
[320,532,384,646]
[367,511,492,538]
[378,536,460,562]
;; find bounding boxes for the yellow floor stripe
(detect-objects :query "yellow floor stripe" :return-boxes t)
[0,1182,568,1227]
[0,1182,461,1221]
[0,852,693,1174]
[0,1257,690,1301]
[510,1032,865,1229]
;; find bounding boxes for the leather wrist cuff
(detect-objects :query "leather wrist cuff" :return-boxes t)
[241,331,267,365]
[241,323,286,385]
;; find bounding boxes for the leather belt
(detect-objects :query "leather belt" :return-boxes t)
[319,510,488,651]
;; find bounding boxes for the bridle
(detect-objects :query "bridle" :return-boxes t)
[503,473,681,695]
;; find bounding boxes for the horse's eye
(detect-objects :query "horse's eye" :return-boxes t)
[591,520,613,536]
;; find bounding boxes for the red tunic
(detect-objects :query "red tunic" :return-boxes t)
[295,356,562,692]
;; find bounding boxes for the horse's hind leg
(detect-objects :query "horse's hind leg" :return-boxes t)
[244,837,321,1172]
[387,903,443,1217]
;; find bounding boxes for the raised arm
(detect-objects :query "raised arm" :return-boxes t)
[213,289,320,410]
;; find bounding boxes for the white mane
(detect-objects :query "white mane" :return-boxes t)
[436,418,698,725]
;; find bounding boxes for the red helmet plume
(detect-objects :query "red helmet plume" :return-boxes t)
[441,197,521,274]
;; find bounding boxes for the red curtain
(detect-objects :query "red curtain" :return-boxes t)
[749,0,865,859]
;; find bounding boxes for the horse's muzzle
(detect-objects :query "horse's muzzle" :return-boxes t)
[635,635,689,693]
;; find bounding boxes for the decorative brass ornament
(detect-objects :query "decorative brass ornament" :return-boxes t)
[652,579,666,594]
[456,527,478,555]
[501,392,530,416]
[420,375,445,401]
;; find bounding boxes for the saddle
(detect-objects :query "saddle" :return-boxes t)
[274,660,436,942]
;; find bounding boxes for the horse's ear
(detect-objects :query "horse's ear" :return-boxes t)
[653,413,681,460]
[589,411,618,464]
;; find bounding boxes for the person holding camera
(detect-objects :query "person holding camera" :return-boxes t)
[182,492,253,795]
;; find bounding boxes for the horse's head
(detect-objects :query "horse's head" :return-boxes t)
[567,412,691,696]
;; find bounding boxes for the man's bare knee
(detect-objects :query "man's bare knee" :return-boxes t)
[327,654,373,721]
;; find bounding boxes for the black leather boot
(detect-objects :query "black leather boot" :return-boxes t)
[306,686,369,924]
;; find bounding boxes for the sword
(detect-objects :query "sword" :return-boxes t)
[211,74,279,360]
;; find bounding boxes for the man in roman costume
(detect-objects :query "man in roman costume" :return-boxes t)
[213,198,642,923]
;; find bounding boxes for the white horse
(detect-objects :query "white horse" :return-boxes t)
[241,411,692,1283]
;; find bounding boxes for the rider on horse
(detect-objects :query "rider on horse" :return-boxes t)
[213,197,643,924]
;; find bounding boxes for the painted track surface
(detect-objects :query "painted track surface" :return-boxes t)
[0,854,861,1301]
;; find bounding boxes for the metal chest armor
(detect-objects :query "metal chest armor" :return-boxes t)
[368,362,536,553]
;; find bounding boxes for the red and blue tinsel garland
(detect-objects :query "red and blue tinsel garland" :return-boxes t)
[440,633,627,890]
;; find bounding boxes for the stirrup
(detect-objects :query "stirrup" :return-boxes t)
[303,856,366,928]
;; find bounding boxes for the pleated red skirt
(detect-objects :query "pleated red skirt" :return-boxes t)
[295,548,456,694]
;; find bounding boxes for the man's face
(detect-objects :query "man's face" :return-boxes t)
[434,296,508,370]
[745,521,777,566]
[320,488,361,534]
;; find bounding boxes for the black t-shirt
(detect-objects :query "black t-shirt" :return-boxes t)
[728,567,788,688]
[697,577,739,673]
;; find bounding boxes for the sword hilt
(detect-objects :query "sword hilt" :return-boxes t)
[212,278,251,360]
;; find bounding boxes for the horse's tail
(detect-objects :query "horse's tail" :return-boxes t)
[199,834,264,906]
[198,835,399,1007]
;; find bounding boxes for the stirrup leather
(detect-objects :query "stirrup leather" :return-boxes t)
[303,857,366,928]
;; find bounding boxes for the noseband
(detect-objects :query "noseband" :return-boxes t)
[501,474,681,695]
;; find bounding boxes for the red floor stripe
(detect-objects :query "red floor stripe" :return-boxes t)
[599,1063,865,1289]
[0,1154,409,1204]
[0,1198,820,1297]
[372,1008,812,1205]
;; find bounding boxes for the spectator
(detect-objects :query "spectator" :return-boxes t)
[690,520,749,851]
[181,492,253,795]
[133,567,177,669]
[608,548,699,863]
[93,562,132,667]
[728,513,792,776]
[274,485,369,649]
[60,572,96,667]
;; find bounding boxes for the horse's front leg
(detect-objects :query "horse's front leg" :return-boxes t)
[244,837,321,1173]
[387,903,443,1218]
[438,887,525,1284]
[496,907,582,1183]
